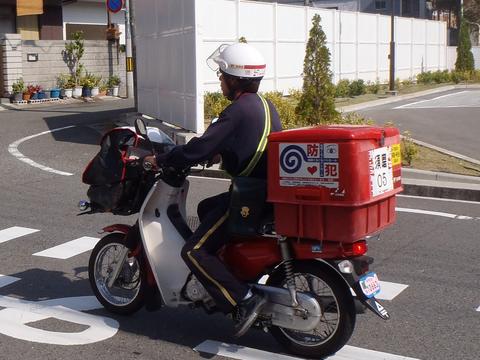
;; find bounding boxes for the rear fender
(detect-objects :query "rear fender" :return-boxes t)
[102,224,131,234]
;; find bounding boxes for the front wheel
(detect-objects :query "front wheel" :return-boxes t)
[267,262,356,358]
[88,233,146,315]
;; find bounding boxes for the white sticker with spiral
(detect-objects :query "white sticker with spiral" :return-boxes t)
[279,143,339,188]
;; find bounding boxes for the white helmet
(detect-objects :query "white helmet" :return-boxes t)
[207,43,266,79]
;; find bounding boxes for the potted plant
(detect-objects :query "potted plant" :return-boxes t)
[50,88,61,99]
[91,75,102,97]
[27,85,41,100]
[107,75,121,96]
[99,80,108,96]
[57,74,74,98]
[80,73,96,97]
[63,31,85,98]
[11,78,25,102]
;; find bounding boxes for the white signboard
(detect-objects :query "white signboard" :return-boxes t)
[279,143,339,188]
[369,146,394,197]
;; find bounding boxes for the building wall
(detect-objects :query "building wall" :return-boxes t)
[62,2,126,44]
[19,40,126,94]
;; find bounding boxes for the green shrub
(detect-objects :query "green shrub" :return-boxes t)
[456,18,475,72]
[417,71,433,84]
[450,70,469,83]
[366,81,380,94]
[295,14,338,125]
[432,70,450,83]
[263,91,299,129]
[401,130,418,166]
[335,79,350,97]
[12,78,25,94]
[348,79,366,96]
[204,92,230,120]
[401,78,414,87]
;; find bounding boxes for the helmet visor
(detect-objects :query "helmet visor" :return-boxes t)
[206,44,229,72]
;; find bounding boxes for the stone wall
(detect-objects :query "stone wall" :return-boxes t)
[0,34,23,97]
[0,36,126,97]
[21,40,126,95]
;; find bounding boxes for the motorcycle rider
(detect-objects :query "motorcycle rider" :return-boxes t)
[144,42,282,336]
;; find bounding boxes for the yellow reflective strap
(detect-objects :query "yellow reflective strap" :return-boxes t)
[187,251,237,306]
[238,95,271,177]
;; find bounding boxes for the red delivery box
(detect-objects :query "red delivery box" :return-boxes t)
[267,125,402,243]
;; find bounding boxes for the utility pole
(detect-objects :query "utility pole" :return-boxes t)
[124,0,134,100]
[388,0,397,94]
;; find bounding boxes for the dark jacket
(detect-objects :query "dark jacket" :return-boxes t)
[157,92,282,179]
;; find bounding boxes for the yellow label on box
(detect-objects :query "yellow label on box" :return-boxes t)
[391,144,401,166]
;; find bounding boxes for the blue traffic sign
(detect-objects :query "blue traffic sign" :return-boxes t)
[106,0,123,13]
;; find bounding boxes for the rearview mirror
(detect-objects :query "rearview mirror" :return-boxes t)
[135,118,148,137]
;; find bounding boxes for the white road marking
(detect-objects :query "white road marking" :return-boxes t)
[476,305,480,312]
[8,125,76,176]
[393,90,468,109]
[396,207,478,220]
[194,340,421,360]
[0,295,118,345]
[377,281,408,301]
[0,275,20,288]
[0,226,39,244]
[398,194,480,205]
[33,236,99,259]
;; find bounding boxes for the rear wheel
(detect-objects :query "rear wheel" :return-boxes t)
[88,233,146,315]
[267,262,356,358]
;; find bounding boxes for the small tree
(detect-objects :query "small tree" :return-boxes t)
[455,18,475,72]
[295,14,338,125]
[63,31,85,86]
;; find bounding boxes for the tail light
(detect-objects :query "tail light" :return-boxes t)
[343,240,368,256]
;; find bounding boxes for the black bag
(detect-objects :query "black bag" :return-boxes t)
[227,177,267,236]
[82,128,155,215]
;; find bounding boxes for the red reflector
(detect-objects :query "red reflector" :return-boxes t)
[352,240,367,256]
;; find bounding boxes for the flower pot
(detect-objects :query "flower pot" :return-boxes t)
[112,86,119,97]
[91,87,99,97]
[31,92,39,100]
[50,89,61,98]
[12,93,23,102]
[22,93,31,101]
[82,87,92,97]
[62,88,73,98]
[73,86,83,97]
[43,90,51,99]
[37,92,45,100]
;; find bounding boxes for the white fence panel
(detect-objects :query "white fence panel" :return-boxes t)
[446,46,480,70]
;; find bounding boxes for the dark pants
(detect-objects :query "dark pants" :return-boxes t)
[181,191,249,313]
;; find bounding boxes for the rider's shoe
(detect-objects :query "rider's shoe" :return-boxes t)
[234,289,267,337]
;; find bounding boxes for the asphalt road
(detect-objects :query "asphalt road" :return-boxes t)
[358,88,480,161]
[0,100,479,360]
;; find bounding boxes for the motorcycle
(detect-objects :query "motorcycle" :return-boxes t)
[79,119,391,359]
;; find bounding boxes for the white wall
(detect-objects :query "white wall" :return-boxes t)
[134,0,200,132]
[62,2,125,44]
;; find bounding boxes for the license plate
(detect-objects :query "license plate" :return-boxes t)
[359,272,381,298]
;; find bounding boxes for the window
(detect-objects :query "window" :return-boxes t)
[375,0,386,10]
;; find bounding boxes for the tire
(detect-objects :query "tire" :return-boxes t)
[88,233,146,315]
[267,262,356,358]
